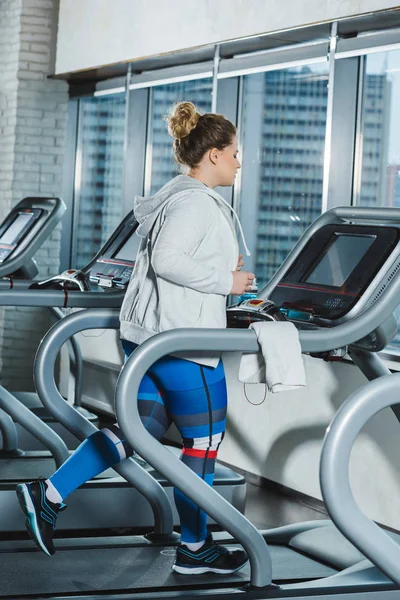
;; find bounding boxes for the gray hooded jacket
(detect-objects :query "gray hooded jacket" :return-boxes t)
[119,175,246,366]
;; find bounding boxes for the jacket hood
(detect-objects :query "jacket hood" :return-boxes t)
[133,174,251,256]
[133,175,224,238]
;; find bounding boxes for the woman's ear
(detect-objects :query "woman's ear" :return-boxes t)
[208,148,219,166]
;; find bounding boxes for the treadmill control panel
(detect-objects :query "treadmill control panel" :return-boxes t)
[0,209,42,263]
[90,260,134,289]
[88,213,139,289]
[268,223,400,323]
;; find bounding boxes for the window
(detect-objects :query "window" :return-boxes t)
[358,50,400,352]
[73,95,126,268]
[148,78,212,194]
[358,51,400,208]
[238,65,329,287]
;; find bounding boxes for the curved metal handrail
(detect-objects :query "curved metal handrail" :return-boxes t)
[0,384,69,466]
[320,373,400,585]
[0,289,125,308]
[0,407,19,453]
[49,307,83,408]
[115,329,271,589]
[33,308,175,536]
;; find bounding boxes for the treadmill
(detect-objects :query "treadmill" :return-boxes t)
[0,210,245,534]
[0,195,69,453]
[3,205,400,599]
[0,196,102,454]
[8,209,142,450]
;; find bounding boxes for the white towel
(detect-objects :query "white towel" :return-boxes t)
[238,321,306,392]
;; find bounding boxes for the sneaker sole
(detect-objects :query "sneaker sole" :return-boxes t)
[172,560,248,575]
[16,484,53,557]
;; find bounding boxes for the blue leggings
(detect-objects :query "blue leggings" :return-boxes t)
[49,340,228,543]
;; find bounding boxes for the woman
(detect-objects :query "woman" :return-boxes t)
[16,101,255,576]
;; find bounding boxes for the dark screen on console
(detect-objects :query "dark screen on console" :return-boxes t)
[0,213,34,245]
[306,234,376,287]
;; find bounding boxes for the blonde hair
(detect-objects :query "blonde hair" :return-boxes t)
[166,101,236,168]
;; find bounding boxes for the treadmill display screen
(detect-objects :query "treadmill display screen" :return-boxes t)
[0,213,34,245]
[306,234,376,288]
[113,232,140,263]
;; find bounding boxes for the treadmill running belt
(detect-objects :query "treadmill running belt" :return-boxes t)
[1,544,337,597]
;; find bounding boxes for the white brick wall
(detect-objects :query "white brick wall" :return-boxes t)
[0,0,69,391]
[0,0,22,377]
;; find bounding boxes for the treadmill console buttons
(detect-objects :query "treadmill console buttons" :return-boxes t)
[121,267,133,282]
[324,297,345,309]
[98,276,113,288]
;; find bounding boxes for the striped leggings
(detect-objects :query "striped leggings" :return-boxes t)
[121,340,227,543]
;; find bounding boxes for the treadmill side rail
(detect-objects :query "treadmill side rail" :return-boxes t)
[321,372,400,586]
[33,308,175,538]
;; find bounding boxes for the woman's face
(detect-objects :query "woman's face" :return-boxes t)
[211,136,241,187]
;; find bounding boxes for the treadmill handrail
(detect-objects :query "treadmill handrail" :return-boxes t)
[0,288,125,308]
[33,308,175,537]
[49,307,83,408]
[0,197,66,278]
[114,329,271,589]
[260,205,400,300]
[113,286,400,588]
[0,384,69,467]
[320,372,400,585]
[0,407,19,453]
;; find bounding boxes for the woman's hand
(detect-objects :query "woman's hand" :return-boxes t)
[236,254,245,271]
[230,270,256,295]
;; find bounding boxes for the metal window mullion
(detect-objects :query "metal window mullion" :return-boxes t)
[215,77,240,207]
[144,87,154,197]
[121,65,132,215]
[70,99,84,268]
[232,76,244,216]
[123,87,149,212]
[211,45,220,113]
[325,56,360,211]
[321,21,338,214]
[60,99,79,271]
[352,55,366,207]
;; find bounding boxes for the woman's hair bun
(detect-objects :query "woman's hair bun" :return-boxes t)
[167,101,200,140]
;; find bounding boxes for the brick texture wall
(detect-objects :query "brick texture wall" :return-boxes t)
[0,0,69,391]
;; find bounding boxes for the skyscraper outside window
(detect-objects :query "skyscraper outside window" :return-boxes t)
[74,95,125,268]
[238,65,329,287]
[358,50,400,349]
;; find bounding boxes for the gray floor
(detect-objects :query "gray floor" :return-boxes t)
[244,480,328,530]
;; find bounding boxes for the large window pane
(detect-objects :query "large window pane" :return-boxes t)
[74,95,125,268]
[148,78,212,194]
[238,65,329,287]
[359,51,400,207]
[359,50,400,352]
